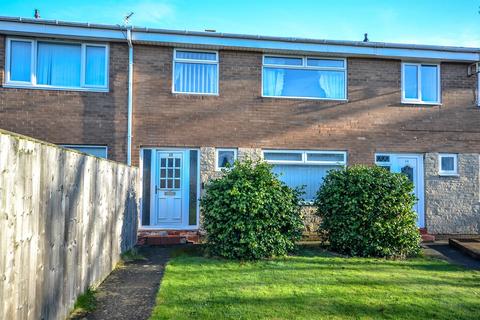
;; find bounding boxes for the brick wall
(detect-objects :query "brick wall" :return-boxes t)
[0,35,129,162]
[132,46,479,166]
[1,40,478,166]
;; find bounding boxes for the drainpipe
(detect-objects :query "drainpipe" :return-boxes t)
[126,27,133,166]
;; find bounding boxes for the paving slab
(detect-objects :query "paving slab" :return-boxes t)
[77,246,173,320]
[423,241,480,270]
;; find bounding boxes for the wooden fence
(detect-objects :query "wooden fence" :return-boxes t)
[0,129,139,320]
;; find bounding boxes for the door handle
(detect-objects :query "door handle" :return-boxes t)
[155,186,160,194]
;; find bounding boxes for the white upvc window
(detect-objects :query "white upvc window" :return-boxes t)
[375,154,392,171]
[215,148,237,171]
[61,145,108,159]
[262,55,347,100]
[5,37,109,91]
[401,62,440,104]
[263,150,347,202]
[172,49,219,95]
[438,153,458,176]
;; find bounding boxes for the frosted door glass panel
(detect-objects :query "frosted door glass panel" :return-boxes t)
[441,157,454,171]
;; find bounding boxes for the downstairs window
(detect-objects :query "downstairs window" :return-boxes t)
[263,150,347,202]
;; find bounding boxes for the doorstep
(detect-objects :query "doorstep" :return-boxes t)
[137,229,200,246]
[449,238,480,260]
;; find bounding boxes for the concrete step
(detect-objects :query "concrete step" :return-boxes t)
[449,238,480,260]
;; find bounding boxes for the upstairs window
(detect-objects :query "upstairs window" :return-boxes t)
[173,49,218,94]
[5,38,108,91]
[262,55,346,100]
[402,63,440,104]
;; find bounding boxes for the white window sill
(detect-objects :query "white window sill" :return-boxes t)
[172,91,219,96]
[439,172,459,177]
[3,83,109,93]
[401,100,441,106]
[262,95,348,102]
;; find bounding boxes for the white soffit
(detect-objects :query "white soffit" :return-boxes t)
[0,18,479,62]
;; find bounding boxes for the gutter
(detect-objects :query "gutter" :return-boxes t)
[126,27,133,166]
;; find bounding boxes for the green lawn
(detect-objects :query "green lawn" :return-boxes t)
[151,246,480,320]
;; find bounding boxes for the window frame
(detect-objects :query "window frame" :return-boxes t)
[401,62,441,105]
[61,145,108,159]
[263,149,347,166]
[172,48,219,96]
[374,153,393,170]
[261,54,348,101]
[4,37,109,92]
[438,153,458,176]
[215,148,237,171]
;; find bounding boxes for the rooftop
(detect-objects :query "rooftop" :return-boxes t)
[0,16,479,61]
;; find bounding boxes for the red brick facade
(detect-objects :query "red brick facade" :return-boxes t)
[0,35,129,162]
[0,37,478,166]
[132,46,479,166]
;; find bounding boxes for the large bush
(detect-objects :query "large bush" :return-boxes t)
[201,160,304,260]
[315,165,421,258]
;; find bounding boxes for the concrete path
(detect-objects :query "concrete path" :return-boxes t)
[83,246,171,320]
[423,241,480,270]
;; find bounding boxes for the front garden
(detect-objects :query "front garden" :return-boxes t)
[151,161,479,319]
[151,245,480,320]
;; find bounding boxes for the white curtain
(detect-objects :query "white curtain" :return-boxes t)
[10,41,31,82]
[174,62,217,93]
[37,42,81,87]
[318,71,345,99]
[85,46,106,86]
[263,68,285,96]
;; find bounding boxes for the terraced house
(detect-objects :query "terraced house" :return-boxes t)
[1,16,479,240]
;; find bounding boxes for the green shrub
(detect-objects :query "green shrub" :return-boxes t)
[201,160,304,260]
[314,165,421,258]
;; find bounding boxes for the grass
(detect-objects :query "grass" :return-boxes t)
[69,288,96,319]
[151,245,480,320]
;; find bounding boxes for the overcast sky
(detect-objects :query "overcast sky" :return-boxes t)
[1,0,479,47]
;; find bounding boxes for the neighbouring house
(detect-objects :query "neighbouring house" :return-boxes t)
[0,16,479,240]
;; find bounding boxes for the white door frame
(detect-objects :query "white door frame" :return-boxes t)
[139,147,200,230]
[375,153,425,228]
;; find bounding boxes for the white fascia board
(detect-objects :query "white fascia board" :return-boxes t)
[133,32,480,62]
[1,20,479,61]
[0,20,125,41]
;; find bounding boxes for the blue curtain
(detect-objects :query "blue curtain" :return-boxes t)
[37,42,81,87]
[85,46,106,86]
[174,62,217,93]
[10,41,31,82]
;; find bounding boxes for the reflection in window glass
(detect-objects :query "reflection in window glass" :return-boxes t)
[217,150,236,169]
